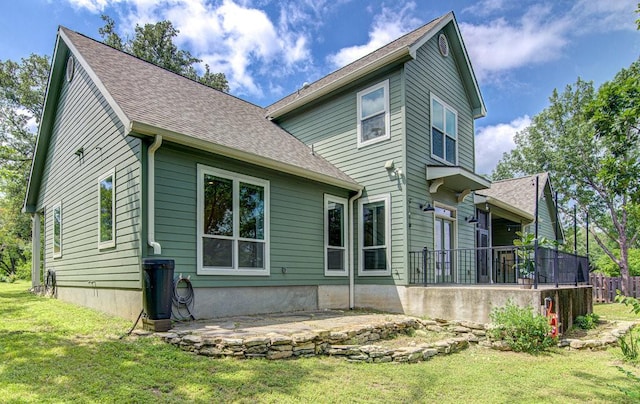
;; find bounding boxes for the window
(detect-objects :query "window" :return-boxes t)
[359,194,390,275]
[53,202,62,258]
[98,169,115,249]
[357,80,390,147]
[431,95,457,164]
[197,165,270,275]
[325,195,348,276]
[433,204,456,282]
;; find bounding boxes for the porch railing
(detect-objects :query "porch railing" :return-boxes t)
[409,246,589,286]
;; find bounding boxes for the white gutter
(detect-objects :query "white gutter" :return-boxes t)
[147,135,163,255]
[348,188,363,309]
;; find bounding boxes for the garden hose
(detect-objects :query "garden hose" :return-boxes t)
[44,269,56,296]
[172,274,195,321]
[119,309,144,339]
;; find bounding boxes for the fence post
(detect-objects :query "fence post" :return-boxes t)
[422,246,428,286]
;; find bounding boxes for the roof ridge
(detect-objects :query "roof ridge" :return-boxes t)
[492,172,548,184]
[59,26,268,113]
[265,12,451,113]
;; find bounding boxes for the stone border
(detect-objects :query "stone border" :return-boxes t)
[135,318,639,362]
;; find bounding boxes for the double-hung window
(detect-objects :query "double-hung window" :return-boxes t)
[357,80,390,147]
[98,169,116,249]
[431,94,457,164]
[53,202,62,258]
[325,195,348,276]
[359,194,390,276]
[197,165,270,275]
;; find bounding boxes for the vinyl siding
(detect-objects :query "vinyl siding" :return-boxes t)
[277,70,407,285]
[404,28,479,260]
[153,144,352,287]
[37,54,142,289]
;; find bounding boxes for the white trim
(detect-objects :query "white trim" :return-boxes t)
[324,194,348,277]
[432,202,457,280]
[430,93,458,165]
[356,80,391,148]
[358,194,391,276]
[97,168,116,250]
[59,29,132,132]
[52,202,62,259]
[197,164,270,276]
[131,122,362,192]
[147,135,162,254]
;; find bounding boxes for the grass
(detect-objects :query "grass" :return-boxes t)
[1,280,639,403]
[594,302,640,321]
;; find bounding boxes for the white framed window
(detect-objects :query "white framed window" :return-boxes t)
[430,94,457,164]
[359,194,391,276]
[433,203,457,282]
[324,194,348,276]
[197,164,270,276]
[357,80,391,148]
[98,168,116,249]
[53,202,62,258]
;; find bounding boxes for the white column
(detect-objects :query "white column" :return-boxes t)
[31,213,41,287]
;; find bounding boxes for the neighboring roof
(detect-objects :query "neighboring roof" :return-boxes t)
[266,11,486,120]
[25,27,360,212]
[477,173,551,217]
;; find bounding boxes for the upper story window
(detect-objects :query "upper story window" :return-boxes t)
[431,94,457,164]
[357,80,390,148]
[53,202,62,258]
[325,195,348,276]
[98,169,116,249]
[197,164,270,276]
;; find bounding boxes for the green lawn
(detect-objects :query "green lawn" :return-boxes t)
[1,280,639,403]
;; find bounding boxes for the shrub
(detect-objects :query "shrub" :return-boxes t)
[574,313,600,330]
[488,300,556,354]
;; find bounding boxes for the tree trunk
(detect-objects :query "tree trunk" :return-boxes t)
[620,241,630,296]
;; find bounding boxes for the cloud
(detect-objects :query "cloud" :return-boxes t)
[460,5,570,82]
[66,0,110,13]
[462,0,506,17]
[327,2,421,69]
[475,115,531,175]
[64,0,315,98]
[570,0,639,33]
[460,1,637,82]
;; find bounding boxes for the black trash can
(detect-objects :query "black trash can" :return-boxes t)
[142,258,175,320]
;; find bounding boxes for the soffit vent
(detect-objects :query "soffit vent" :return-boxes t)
[66,56,75,82]
[438,34,449,57]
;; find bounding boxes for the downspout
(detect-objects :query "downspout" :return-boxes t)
[348,189,363,309]
[147,135,162,255]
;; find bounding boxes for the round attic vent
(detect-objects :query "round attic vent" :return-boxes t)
[66,56,75,82]
[438,34,449,57]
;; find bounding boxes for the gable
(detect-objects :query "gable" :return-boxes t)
[267,12,484,121]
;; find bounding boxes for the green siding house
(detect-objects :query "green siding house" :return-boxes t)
[25,12,571,321]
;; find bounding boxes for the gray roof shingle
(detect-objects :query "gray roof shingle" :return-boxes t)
[266,13,451,117]
[478,173,550,216]
[60,27,359,189]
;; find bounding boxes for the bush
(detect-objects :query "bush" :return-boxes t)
[488,300,556,354]
[574,313,600,330]
[0,273,17,283]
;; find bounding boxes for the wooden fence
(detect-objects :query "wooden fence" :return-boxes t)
[590,274,640,303]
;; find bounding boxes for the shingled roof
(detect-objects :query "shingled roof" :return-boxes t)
[266,11,485,119]
[57,27,359,190]
[478,173,550,216]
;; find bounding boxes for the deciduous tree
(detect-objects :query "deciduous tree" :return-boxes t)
[494,61,640,295]
[99,15,229,92]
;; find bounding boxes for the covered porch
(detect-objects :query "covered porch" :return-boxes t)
[408,246,589,286]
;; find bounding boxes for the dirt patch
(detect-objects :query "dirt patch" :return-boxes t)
[563,320,622,340]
